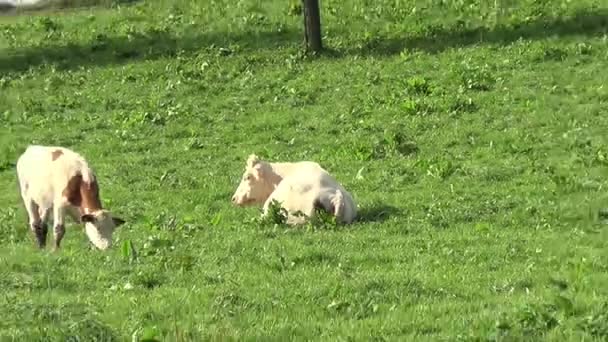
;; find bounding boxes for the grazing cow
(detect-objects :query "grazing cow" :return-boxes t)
[231,154,357,224]
[16,145,125,250]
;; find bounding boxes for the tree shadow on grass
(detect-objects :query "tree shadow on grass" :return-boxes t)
[2,7,606,73]
[338,8,608,57]
[356,204,401,223]
[0,27,301,74]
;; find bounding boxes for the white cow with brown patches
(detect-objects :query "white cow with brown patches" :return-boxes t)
[16,145,125,250]
[231,154,357,224]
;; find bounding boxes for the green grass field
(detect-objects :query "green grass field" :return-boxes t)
[1,0,608,340]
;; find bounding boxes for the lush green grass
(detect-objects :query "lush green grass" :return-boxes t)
[1,0,608,340]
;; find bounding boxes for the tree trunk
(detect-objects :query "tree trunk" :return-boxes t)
[302,0,322,52]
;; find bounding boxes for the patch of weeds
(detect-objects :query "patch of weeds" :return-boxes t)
[284,51,307,72]
[516,303,559,335]
[549,168,584,194]
[504,141,533,155]
[0,76,11,89]
[202,273,225,285]
[131,269,164,290]
[350,141,376,161]
[43,74,65,92]
[149,211,179,231]
[20,98,45,116]
[90,33,110,52]
[400,98,436,116]
[381,129,419,157]
[327,280,398,320]
[241,13,270,27]
[357,30,383,52]
[64,318,118,342]
[212,291,253,318]
[592,147,608,166]
[0,208,22,243]
[122,111,167,127]
[35,16,61,33]
[278,86,317,107]
[416,158,459,180]
[579,302,608,339]
[350,130,418,161]
[121,240,138,264]
[404,76,432,96]
[494,312,513,336]
[553,294,575,317]
[259,199,289,226]
[263,251,295,272]
[327,298,378,319]
[0,147,16,171]
[531,45,568,62]
[492,279,534,294]
[135,326,162,342]
[292,250,337,267]
[326,296,381,321]
[548,277,569,291]
[598,208,608,225]
[2,301,116,340]
[365,71,381,86]
[287,1,302,16]
[458,63,496,92]
[448,96,478,116]
[167,253,196,272]
[184,136,205,150]
[305,206,339,230]
[478,166,521,182]
[574,42,593,56]
[421,201,450,229]
[142,235,175,256]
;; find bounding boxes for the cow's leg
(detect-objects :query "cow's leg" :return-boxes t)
[39,207,51,246]
[24,200,46,248]
[52,204,66,251]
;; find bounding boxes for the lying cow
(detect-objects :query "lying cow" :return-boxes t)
[231,154,357,224]
[16,145,125,250]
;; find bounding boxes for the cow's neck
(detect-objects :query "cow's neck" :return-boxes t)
[266,166,285,186]
[64,173,103,214]
[80,180,103,214]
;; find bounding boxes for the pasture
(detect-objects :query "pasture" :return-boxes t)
[1,0,608,340]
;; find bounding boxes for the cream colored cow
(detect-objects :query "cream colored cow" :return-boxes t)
[231,154,357,224]
[16,145,125,250]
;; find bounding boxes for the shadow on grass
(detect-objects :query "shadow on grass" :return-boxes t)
[338,8,608,56]
[356,204,401,223]
[0,27,301,74]
[1,7,606,73]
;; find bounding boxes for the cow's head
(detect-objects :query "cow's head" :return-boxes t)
[81,210,125,250]
[231,154,278,206]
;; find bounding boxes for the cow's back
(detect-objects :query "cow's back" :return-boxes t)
[17,145,91,208]
[270,160,325,179]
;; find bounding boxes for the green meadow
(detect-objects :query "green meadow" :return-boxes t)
[1,0,608,340]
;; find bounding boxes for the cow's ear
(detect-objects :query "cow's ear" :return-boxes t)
[247,154,260,168]
[112,217,126,227]
[81,214,96,223]
[252,162,266,178]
